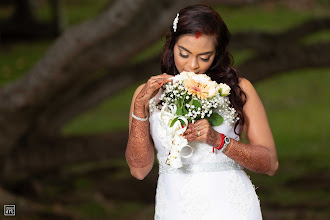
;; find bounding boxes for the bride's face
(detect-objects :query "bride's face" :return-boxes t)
[174,34,217,74]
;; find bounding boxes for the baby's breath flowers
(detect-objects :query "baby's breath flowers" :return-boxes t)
[152,71,239,169]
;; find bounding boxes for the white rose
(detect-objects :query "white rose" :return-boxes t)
[219,83,231,96]
[193,74,211,83]
[180,71,196,81]
[207,81,220,98]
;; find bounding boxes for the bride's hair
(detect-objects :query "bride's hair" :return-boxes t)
[161,5,246,136]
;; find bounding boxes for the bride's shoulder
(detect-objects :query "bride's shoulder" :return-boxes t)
[238,77,252,89]
[238,77,257,97]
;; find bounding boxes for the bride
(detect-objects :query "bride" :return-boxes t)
[125,5,279,220]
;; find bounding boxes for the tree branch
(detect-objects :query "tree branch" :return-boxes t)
[239,42,330,82]
[1,131,128,183]
[230,17,330,50]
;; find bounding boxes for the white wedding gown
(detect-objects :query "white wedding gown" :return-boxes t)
[149,100,263,220]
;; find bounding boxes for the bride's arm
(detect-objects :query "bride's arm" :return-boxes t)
[126,73,173,180]
[223,78,279,176]
[126,84,155,180]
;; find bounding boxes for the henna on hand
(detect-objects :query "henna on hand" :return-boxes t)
[135,73,173,107]
[183,119,221,147]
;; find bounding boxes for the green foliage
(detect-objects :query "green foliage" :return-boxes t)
[207,113,224,126]
[170,117,179,127]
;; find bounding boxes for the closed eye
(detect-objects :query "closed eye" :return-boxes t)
[201,57,210,62]
[179,52,189,58]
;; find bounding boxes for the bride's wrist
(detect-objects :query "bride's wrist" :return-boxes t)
[213,133,223,148]
[134,104,146,118]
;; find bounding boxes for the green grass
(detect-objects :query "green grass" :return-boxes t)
[215,5,325,33]
[61,80,143,135]
[245,68,330,208]
[302,29,330,45]
[258,68,330,162]
[0,41,52,86]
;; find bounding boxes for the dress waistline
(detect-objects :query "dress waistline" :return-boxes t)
[159,160,243,174]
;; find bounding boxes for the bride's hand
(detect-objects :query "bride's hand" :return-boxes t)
[183,119,222,148]
[135,73,173,108]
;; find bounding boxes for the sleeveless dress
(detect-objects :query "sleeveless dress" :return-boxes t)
[149,92,263,220]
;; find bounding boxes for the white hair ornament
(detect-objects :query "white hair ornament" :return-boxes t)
[173,13,179,32]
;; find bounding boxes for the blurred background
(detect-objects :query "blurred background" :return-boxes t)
[0,0,329,219]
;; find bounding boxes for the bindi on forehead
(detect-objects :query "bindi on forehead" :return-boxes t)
[195,32,202,39]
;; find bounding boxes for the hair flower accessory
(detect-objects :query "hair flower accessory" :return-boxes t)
[173,13,179,32]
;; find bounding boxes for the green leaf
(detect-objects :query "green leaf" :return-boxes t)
[192,99,202,108]
[174,99,183,115]
[189,98,193,105]
[176,106,183,115]
[175,98,180,107]
[179,97,184,106]
[183,106,189,115]
[178,119,186,126]
[170,117,179,127]
[219,88,222,95]
[207,113,224,126]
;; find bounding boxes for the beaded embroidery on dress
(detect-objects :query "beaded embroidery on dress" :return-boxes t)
[149,90,263,220]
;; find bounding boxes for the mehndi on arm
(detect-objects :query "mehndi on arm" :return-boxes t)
[223,139,273,175]
[126,107,154,169]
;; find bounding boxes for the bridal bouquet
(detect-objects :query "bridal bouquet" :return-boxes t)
[151,71,238,169]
